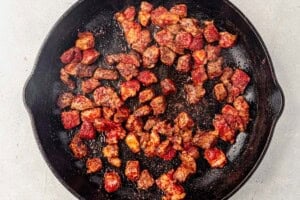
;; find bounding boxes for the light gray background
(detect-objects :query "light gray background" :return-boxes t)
[0,0,299,199]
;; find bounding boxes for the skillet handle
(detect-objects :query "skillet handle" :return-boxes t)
[270,84,285,118]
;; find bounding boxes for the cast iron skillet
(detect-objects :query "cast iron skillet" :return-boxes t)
[24,0,284,199]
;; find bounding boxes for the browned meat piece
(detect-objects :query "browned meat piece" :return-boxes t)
[143,131,160,157]
[131,29,152,53]
[78,121,96,140]
[81,49,100,65]
[137,70,158,86]
[192,49,207,65]
[203,21,219,43]
[220,67,233,85]
[69,134,88,159]
[222,105,245,132]
[142,45,160,68]
[144,117,159,131]
[174,112,194,130]
[81,108,101,123]
[126,114,143,132]
[205,44,221,61]
[76,63,97,78]
[57,92,74,109]
[81,78,100,94]
[104,171,121,193]
[113,106,130,123]
[71,95,94,111]
[63,63,78,76]
[156,170,186,200]
[123,6,136,21]
[156,140,177,161]
[189,34,204,51]
[180,130,193,143]
[214,83,227,101]
[213,114,235,144]
[173,151,197,182]
[123,21,142,45]
[105,126,126,144]
[191,65,208,85]
[103,107,115,120]
[86,158,102,174]
[207,57,223,79]
[175,31,192,49]
[176,54,191,73]
[116,63,139,81]
[192,130,218,149]
[173,165,191,183]
[233,96,250,127]
[61,110,80,129]
[150,96,166,115]
[60,47,82,64]
[160,47,176,66]
[231,69,250,94]
[152,120,173,136]
[103,144,119,158]
[93,86,123,109]
[60,68,75,89]
[93,68,118,80]
[179,18,201,36]
[106,53,141,67]
[139,88,155,103]
[160,78,177,95]
[170,4,187,18]
[125,160,140,181]
[134,105,152,117]
[125,132,140,153]
[151,6,179,27]
[183,143,200,159]
[219,31,237,48]
[137,169,154,190]
[75,32,95,50]
[141,1,153,12]
[138,10,151,27]
[120,80,141,101]
[184,84,205,104]
[154,29,174,47]
[204,147,227,168]
[166,24,181,35]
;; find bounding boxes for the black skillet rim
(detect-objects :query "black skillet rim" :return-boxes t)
[23,0,285,199]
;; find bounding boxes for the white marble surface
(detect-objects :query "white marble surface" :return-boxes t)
[0,0,299,199]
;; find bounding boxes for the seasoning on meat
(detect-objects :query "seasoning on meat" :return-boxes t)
[213,114,235,143]
[137,70,158,86]
[60,68,75,89]
[81,78,101,94]
[191,65,208,85]
[125,132,140,153]
[134,105,152,117]
[120,79,141,101]
[78,121,96,140]
[150,96,166,115]
[170,4,187,18]
[184,84,205,104]
[160,78,177,95]
[102,144,122,167]
[103,107,115,120]
[174,112,194,130]
[138,2,153,27]
[192,49,207,65]
[142,45,160,68]
[81,49,100,65]
[214,83,227,101]
[204,147,227,168]
[144,117,159,131]
[151,6,180,28]
[69,134,88,159]
[81,108,101,123]
[60,47,82,64]
[86,158,102,174]
[192,130,218,149]
[179,18,201,36]
[61,110,80,129]
[125,160,140,181]
[75,32,95,50]
[189,33,204,51]
[76,63,97,78]
[137,169,154,190]
[176,54,191,73]
[113,106,130,123]
[126,114,143,132]
[160,46,177,66]
[219,31,237,48]
[104,171,121,193]
[93,68,118,80]
[117,63,139,81]
[139,88,155,103]
[205,44,221,61]
[203,21,219,43]
[93,86,123,109]
[207,57,223,79]
[71,95,94,111]
[57,92,74,109]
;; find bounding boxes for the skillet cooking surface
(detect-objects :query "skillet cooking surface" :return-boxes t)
[24,0,284,199]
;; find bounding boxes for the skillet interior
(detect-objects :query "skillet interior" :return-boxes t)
[24,0,284,199]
